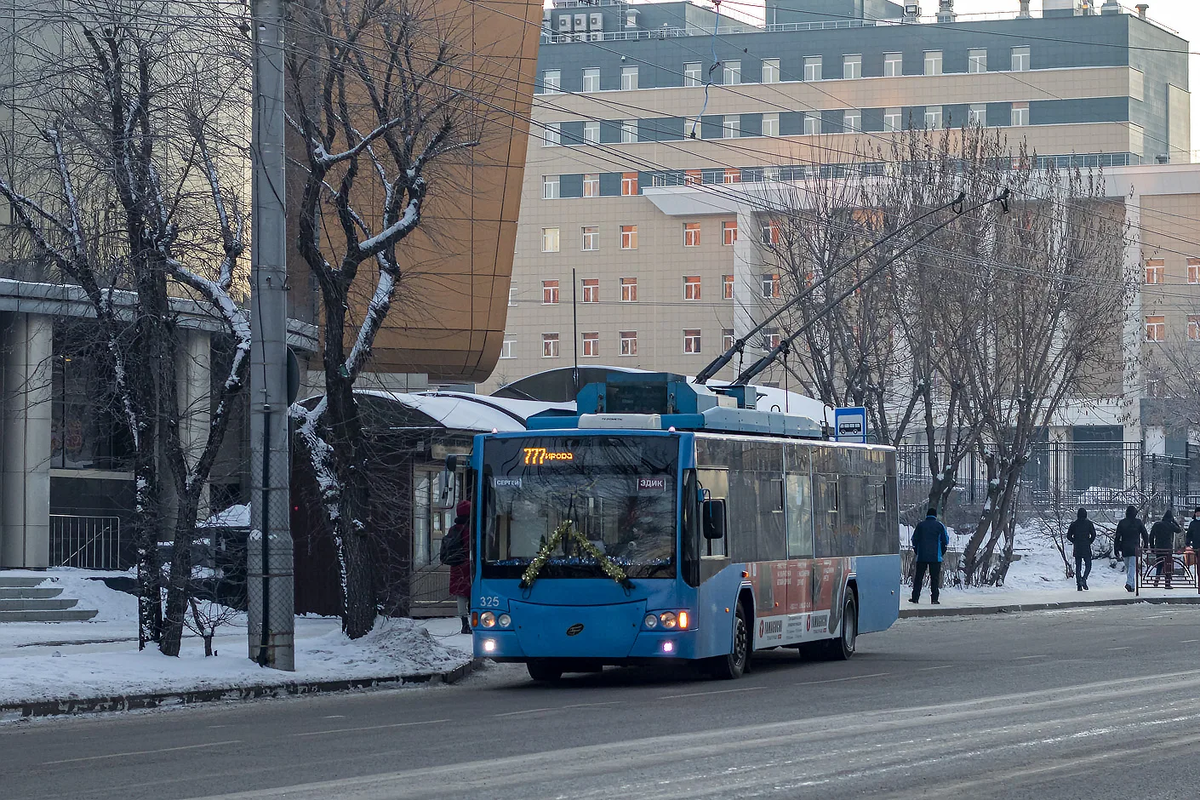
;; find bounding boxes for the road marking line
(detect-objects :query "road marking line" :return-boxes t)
[322,715,346,719]
[562,701,621,710]
[1182,639,1200,644]
[1107,646,1132,651]
[293,719,449,737]
[797,672,891,686]
[493,707,557,718]
[918,665,954,672]
[1015,655,1048,660]
[660,686,765,700]
[44,740,242,766]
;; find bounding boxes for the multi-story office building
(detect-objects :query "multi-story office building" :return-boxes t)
[486,0,1192,394]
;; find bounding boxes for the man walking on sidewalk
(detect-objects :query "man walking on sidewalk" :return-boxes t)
[911,508,950,605]
[1114,505,1147,593]
[1066,507,1096,591]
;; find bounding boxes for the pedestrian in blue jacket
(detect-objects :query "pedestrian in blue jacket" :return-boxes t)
[911,508,950,605]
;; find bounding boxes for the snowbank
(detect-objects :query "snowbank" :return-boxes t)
[200,504,250,528]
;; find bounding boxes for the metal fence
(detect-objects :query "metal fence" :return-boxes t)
[50,515,121,570]
[896,442,1200,520]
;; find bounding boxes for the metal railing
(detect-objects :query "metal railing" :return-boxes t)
[50,514,122,570]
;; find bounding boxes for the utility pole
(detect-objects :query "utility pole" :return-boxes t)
[247,0,294,670]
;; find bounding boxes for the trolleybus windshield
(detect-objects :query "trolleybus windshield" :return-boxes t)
[481,436,678,580]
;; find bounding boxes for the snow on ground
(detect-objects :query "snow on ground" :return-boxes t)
[0,570,471,706]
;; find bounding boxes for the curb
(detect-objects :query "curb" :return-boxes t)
[0,658,483,720]
[900,595,1200,619]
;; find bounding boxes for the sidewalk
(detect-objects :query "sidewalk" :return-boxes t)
[903,578,1200,618]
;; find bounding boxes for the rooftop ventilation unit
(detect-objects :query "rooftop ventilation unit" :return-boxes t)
[557,15,571,32]
[1018,0,1031,18]
[903,3,919,22]
[937,0,955,22]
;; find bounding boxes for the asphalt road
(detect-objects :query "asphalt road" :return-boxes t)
[4,605,1200,800]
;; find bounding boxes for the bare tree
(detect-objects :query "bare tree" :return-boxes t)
[958,153,1131,585]
[285,0,484,637]
[0,1,252,653]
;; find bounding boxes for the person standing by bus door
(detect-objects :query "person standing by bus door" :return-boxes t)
[1114,506,1147,593]
[446,500,473,634]
[1066,508,1096,591]
[910,509,949,605]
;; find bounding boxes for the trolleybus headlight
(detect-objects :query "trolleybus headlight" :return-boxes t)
[643,613,658,629]
[497,613,511,629]
[659,611,677,629]
[480,611,496,628]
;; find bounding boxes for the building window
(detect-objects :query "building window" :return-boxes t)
[762,328,781,350]
[884,52,902,77]
[543,122,560,147]
[723,115,740,139]
[1188,258,1200,284]
[582,67,600,92]
[683,222,701,247]
[884,108,902,132]
[844,110,862,132]
[541,227,559,253]
[762,112,779,137]
[723,274,734,299]
[762,58,780,83]
[1145,258,1165,284]
[542,175,559,199]
[968,49,987,73]
[621,276,638,301]
[583,121,599,143]
[684,61,702,86]
[843,54,861,79]
[583,173,599,197]
[722,329,735,351]
[684,169,701,186]
[621,66,638,91]
[621,120,638,143]
[581,277,599,302]
[804,56,821,82]
[1145,315,1165,342]
[804,114,821,135]
[968,104,986,126]
[762,220,780,245]
[542,70,561,94]
[723,168,740,184]
[1189,316,1200,342]
[581,226,599,252]
[925,106,943,129]
[683,329,702,354]
[620,225,638,250]
[508,286,517,306]
[619,331,638,356]
[582,332,599,357]
[684,275,701,300]
[723,60,741,85]
[723,220,737,245]
[542,279,559,304]
[1011,102,1029,127]
[500,338,516,359]
[621,172,638,195]
[924,51,942,76]
[542,333,560,358]
[1011,46,1030,72]
[761,273,780,299]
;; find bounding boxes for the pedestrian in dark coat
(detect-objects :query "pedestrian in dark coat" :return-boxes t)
[1114,506,1147,592]
[910,509,950,605]
[1186,508,1200,553]
[447,500,473,634]
[1149,509,1182,587]
[1066,507,1096,591]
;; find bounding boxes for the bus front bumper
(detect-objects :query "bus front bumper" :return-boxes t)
[474,629,700,662]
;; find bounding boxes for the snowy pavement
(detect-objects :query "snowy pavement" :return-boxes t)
[0,570,472,707]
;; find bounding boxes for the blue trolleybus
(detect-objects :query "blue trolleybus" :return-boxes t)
[468,373,900,681]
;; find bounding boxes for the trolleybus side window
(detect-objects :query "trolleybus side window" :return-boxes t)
[785,444,814,559]
[814,473,839,558]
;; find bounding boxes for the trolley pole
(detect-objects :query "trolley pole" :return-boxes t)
[247,0,294,669]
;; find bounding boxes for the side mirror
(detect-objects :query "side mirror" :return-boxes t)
[702,498,726,541]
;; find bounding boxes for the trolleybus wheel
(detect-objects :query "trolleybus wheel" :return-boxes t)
[527,660,563,682]
[709,603,749,680]
[827,593,857,661]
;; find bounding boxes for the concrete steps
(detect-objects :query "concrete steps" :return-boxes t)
[0,576,98,622]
